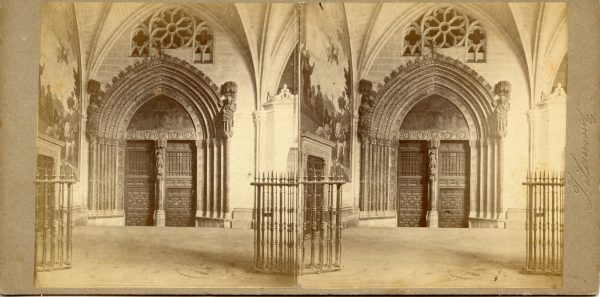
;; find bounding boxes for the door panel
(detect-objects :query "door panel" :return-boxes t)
[397,141,428,227]
[165,141,195,227]
[125,141,155,226]
[438,142,469,228]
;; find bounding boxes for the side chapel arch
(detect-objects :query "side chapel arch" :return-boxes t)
[357,53,511,227]
[86,54,238,226]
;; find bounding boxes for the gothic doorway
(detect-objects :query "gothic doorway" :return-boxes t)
[86,55,238,227]
[357,54,511,228]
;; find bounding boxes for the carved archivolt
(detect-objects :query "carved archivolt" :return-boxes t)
[359,53,496,141]
[87,54,222,141]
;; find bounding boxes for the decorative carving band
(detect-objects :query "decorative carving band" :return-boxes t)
[126,130,198,140]
[398,129,469,141]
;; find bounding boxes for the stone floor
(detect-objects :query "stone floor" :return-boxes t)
[35,226,561,290]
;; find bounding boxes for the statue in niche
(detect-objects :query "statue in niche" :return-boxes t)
[220,81,238,138]
[493,81,511,139]
[357,79,374,139]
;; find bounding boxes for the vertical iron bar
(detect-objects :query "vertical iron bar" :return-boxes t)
[335,182,342,267]
[270,172,275,270]
[534,170,539,271]
[279,174,284,272]
[525,170,531,270]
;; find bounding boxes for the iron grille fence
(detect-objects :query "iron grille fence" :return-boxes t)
[251,172,344,275]
[523,170,564,275]
[35,173,76,272]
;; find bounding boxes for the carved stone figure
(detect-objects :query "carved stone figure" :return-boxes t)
[428,138,440,181]
[493,81,511,139]
[86,79,103,137]
[156,150,164,176]
[357,79,374,139]
[429,150,438,180]
[220,81,238,139]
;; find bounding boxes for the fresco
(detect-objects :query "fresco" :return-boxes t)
[400,95,469,131]
[38,3,82,177]
[301,2,353,181]
[127,96,195,132]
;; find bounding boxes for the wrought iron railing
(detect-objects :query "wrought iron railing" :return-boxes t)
[35,174,76,272]
[523,170,564,275]
[251,172,344,275]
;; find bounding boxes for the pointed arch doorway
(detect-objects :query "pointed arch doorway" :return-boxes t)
[86,55,238,227]
[357,54,512,228]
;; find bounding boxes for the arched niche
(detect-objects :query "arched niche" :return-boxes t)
[86,54,237,227]
[357,53,512,228]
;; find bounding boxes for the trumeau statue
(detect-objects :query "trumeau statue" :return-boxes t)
[429,150,438,181]
[156,150,164,176]
[493,81,511,139]
[220,81,238,139]
[428,138,440,181]
[357,79,374,139]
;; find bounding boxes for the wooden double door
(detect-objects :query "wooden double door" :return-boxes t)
[396,141,469,228]
[125,140,196,227]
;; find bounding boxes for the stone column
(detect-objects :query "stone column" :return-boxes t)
[357,79,374,214]
[195,139,205,225]
[494,81,511,226]
[252,110,267,174]
[220,81,237,226]
[427,138,440,228]
[154,138,167,226]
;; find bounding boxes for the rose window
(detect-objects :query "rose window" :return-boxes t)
[130,7,214,63]
[401,6,486,62]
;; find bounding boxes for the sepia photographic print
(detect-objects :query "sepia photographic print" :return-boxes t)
[0,0,599,295]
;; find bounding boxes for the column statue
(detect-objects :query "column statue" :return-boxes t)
[220,81,238,139]
[493,80,511,224]
[357,79,374,140]
[493,81,511,139]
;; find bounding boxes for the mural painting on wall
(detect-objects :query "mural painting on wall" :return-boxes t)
[127,96,195,133]
[400,95,469,131]
[38,3,82,178]
[301,2,353,181]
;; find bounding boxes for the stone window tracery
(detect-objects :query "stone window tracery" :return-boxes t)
[130,7,214,63]
[401,6,486,62]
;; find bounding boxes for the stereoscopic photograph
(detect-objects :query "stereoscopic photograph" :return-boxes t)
[0,0,593,294]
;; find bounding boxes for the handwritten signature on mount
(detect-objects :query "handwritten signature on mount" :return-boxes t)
[568,101,598,211]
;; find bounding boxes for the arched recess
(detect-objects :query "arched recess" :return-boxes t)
[86,54,238,227]
[357,53,512,228]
